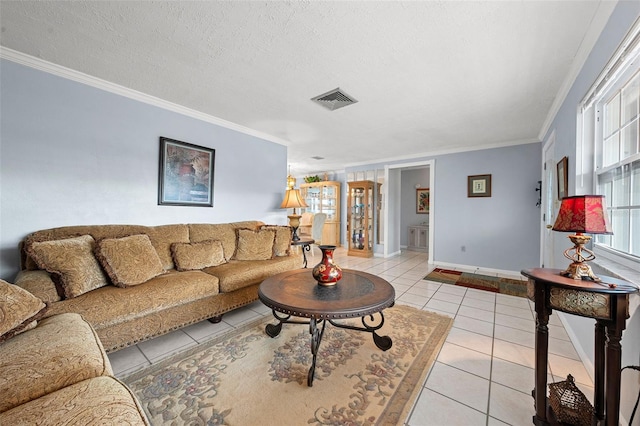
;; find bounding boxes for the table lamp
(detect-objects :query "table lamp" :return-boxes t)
[552,195,612,281]
[281,189,308,241]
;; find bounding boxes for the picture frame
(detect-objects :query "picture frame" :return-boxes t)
[467,174,492,197]
[158,137,215,207]
[416,188,429,214]
[557,156,568,200]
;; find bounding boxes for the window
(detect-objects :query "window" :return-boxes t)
[596,71,640,258]
[581,20,640,266]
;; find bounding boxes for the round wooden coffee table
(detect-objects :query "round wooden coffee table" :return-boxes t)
[258,268,395,386]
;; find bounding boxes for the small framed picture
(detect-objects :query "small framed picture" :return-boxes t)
[416,188,429,214]
[557,156,568,200]
[468,174,492,198]
[158,137,215,207]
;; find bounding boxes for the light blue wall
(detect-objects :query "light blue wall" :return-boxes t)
[0,59,289,280]
[347,142,542,272]
[541,1,640,418]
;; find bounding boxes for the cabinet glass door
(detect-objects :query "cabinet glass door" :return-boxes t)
[322,185,337,220]
[349,186,365,251]
[347,180,374,257]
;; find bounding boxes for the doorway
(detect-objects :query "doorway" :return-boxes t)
[383,160,435,262]
[541,131,556,268]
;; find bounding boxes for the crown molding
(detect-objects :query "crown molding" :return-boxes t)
[0,47,290,147]
[537,0,618,141]
[344,137,541,170]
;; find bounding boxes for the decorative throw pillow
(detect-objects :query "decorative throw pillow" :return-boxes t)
[171,239,226,271]
[0,279,48,343]
[95,234,164,287]
[27,235,109,299]
[260,225,292,257]
[233,228,276,261]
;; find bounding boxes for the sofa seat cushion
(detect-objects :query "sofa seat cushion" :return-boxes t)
[203,256,301,293]
[0,313,112,413]
[44,270,219,328]
[0,376,149,425]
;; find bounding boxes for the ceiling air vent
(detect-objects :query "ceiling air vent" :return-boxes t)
[311,88,358,111]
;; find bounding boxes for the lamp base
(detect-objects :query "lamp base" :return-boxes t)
[560,234,601,281]
[559,262,601,282]
[288,214,302,242]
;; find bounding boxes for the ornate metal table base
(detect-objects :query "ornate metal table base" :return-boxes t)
[265,310,393,386]
[301,243,312,268]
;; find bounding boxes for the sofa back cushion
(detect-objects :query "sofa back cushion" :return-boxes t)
[21,224,189,271]
[189,221,264,261]
[95,234,165,287]
[27,235,109,299]
[233,228,276,261]
[171,240,227,271]
[260,225,292,256]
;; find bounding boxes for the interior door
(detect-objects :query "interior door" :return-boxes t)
[541,133,556,268]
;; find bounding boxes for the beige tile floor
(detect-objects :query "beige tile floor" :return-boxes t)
[109,247,594,425]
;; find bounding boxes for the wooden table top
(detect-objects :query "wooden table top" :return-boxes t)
[258,269,395,319]
[521,268,638,295]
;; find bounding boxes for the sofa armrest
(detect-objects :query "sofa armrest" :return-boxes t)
[14,270,61,303]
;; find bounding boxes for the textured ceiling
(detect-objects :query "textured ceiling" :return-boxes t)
[0,1,615,175]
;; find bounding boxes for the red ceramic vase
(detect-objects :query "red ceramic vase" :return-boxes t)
[312,245,342,286]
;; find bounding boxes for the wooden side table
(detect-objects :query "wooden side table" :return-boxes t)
[291,238,314,268]
[521,268,638,426]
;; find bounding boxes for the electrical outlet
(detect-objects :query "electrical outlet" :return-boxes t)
[461,245,466,252]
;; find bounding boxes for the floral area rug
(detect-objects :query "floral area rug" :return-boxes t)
[424,268,527,298]
[122,304,452,425]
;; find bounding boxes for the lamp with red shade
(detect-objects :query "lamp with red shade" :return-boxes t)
[552,195,612,282]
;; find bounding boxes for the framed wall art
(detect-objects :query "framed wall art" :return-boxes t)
[158,137,215,207]
[557,156,568,200]
[467,174,492,197]
[416,188,430,214]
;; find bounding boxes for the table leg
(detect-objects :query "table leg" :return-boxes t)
[308,318,327,387]
[594,320,606,421]
[533,284,550,426]
[328,312,392,351]
[302,243,311,268]
[604,295,627,426]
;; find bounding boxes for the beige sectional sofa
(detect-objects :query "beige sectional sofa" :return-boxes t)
[14,220,301,353]
[0,277,149,424]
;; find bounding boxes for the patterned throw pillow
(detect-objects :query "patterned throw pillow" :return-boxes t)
[260,225,293,257]
[0,279,47,343]
[171,240,227,271]
[27,235,109,299]
[233,228,276,261]
[95,234,164,287]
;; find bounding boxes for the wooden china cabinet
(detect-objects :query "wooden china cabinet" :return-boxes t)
[299,181,341,246]
[347,180,379,257]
